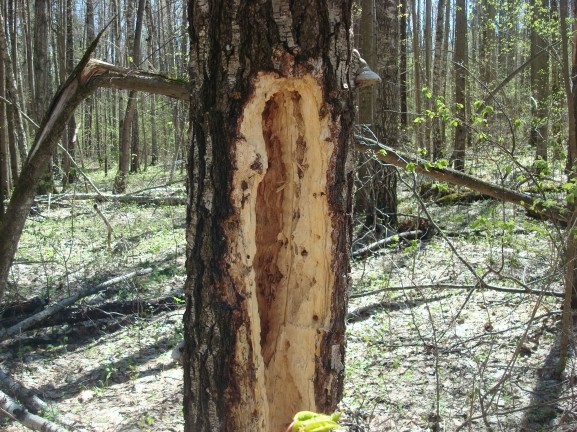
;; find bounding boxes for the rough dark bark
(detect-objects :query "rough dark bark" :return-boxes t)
[184,1,354,431]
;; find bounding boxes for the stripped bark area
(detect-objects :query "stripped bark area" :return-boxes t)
[184,1,355,430]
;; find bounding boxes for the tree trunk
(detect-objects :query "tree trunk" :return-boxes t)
[62,0,77,187]
[183,1,355,431]
[358,0,375,125]
[529,0,549,161]
[399,0,408,127]
[479,0,496,84]
[373,0,400,228]
[431,0,446,160]
[113,0,145,192]
[452,0,468,171]
[410,0,423,148]
[34,0,52,194]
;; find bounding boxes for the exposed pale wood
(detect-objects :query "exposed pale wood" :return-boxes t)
[93,203,113,251]
[184,2,354,430]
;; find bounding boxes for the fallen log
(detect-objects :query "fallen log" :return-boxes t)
[0,294,184,330]
[354,134,569,224]
[0,389,68,432]
[0,268,152,341]
[0,368,81,430]
[352,230,425,258]
[1,296,49,320]
[36,193,187,206]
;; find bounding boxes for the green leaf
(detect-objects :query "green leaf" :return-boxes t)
[422,87,432,99]
[291,411,341,432]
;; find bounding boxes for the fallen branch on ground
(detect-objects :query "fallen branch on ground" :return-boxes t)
[354,134,569,224]
[0,268,152,341]
[34,193,186,206]
[350,282,563,299]
[0,389,68,432]
[0,369,80,430]
[352,230,424,257]
[0,294,184,330]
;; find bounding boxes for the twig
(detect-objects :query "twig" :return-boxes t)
[93,204,113,252]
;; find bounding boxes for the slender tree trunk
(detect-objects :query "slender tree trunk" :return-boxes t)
[452,0,468,172]
[399,0,408,127]
[34,0,53,193]
[411,0,423,148]
[374,0,400,228]
[479,0,496,84]
[62,0,77,187]
[114,0,146,192]
[84,0,95,165]
[431,0,446,160]
[0,8,27,164]
[184,1,354,430]
[358,0,375,125]
[530,0,550,161]
[0,53,9,200]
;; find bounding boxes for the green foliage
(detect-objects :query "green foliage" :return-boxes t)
[289,411,342,432]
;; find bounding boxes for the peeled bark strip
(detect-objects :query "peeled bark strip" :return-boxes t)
[184,2,355,431]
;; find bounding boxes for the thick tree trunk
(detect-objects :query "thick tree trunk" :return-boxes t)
[184,1,354,431]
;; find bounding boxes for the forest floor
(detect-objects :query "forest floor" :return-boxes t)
[1,168,576,431]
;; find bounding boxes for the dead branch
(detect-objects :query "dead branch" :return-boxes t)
[354,134,569,224]
[34,192,186,206]
[352,230,424,257]
[0,294,184,330]
[0,369,81,430]
[1,296,49,319]
[0,388,68,432]
[350,282,564,299]
[0,268,152,341]
[93,204,113,251]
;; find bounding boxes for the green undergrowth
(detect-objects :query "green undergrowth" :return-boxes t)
[9,196,187,303]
